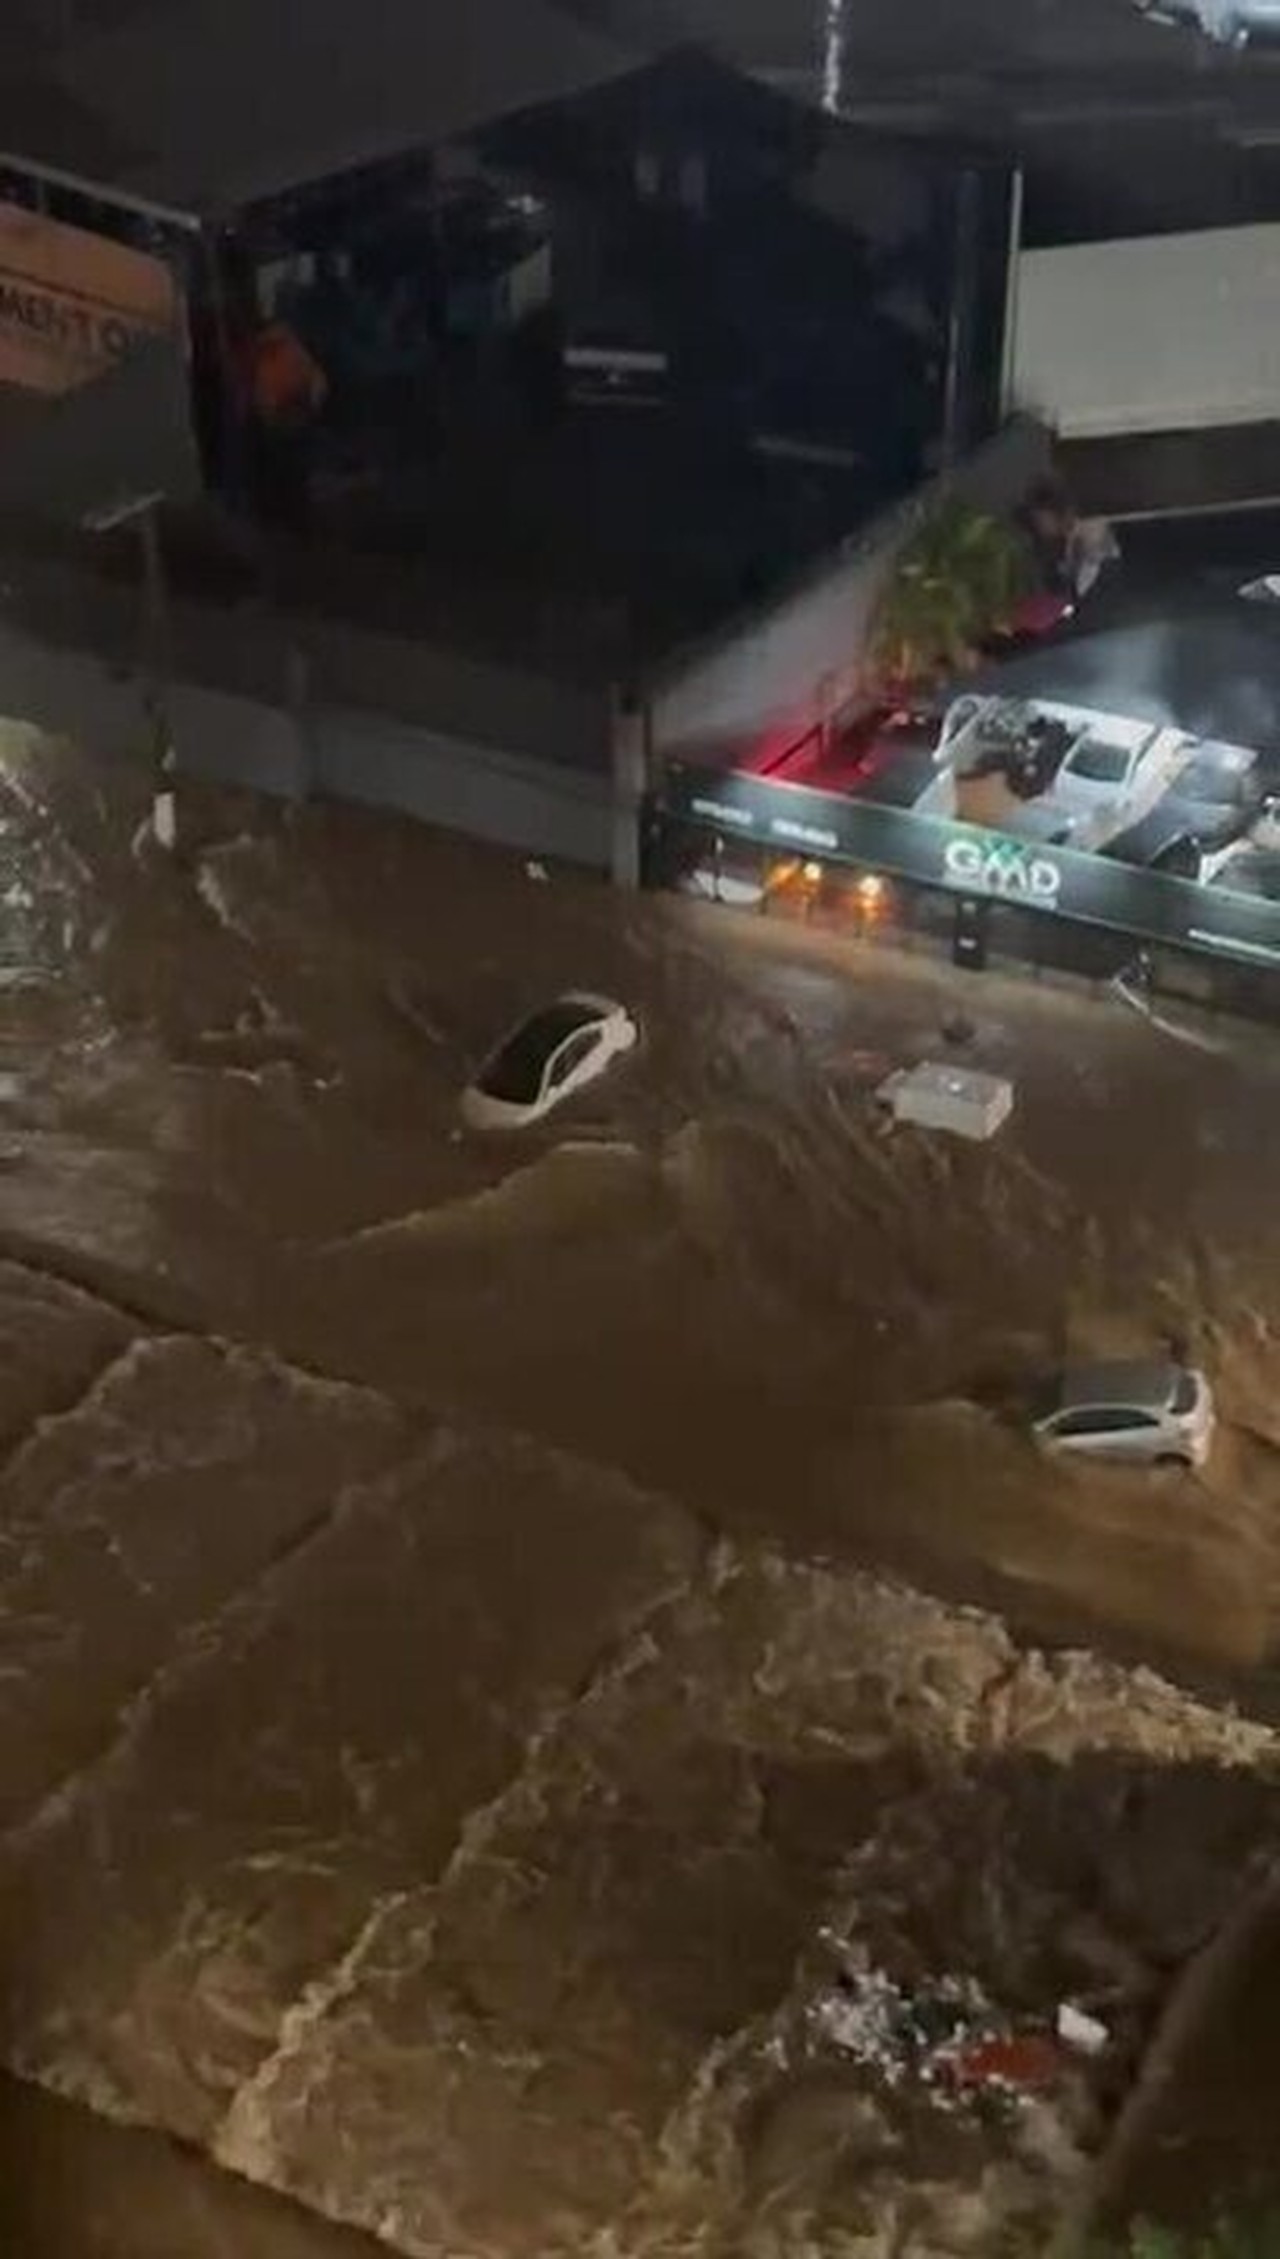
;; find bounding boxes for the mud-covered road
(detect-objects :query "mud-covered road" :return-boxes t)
[1,729,1278,2256]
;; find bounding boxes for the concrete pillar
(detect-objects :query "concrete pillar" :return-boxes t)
[610,693,647,890]
[285,640,314,803]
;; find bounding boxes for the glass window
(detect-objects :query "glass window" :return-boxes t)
[1066,738,1131,785]
[1054,1406,1156,1437]
[549,1027,600,1087]
[1051,1409,1101,1438]
[1083,1400,1164,1436]
[478,1004,600,1103]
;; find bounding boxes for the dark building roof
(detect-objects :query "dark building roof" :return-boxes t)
[480,42,1004,177]
[0,0,637,219]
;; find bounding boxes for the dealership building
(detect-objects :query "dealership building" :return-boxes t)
[647,564,1280,1014]
[654,735,1280,1006]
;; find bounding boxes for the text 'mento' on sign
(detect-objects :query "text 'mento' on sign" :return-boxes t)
[0,202,177,397]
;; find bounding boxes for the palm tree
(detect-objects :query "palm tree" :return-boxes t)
[870,495,1031,694]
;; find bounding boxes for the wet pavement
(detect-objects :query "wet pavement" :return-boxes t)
[2,728,1280,2252]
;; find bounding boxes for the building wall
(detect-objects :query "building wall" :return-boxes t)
[643,415,1051,771]
[1011,225,1280,439]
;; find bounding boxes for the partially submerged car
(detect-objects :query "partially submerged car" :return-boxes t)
[462,994,638,1130]
[1032,1361,1214,1468]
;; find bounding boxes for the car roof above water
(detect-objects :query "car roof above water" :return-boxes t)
[1054,1360,1182,1413]
[474,992,616,1102]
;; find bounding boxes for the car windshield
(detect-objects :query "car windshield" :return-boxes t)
[1171,1370,1198,1414]
[1067,737,1130,785]
[477,1003,600,1103]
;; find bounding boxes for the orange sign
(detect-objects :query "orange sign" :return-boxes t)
[0,202,177,396]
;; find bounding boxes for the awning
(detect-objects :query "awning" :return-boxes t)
[0,0,638,221]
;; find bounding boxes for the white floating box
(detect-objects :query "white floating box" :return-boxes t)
[877,1060,1014,1142]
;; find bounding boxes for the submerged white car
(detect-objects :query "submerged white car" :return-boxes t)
[1032,1361,1214,1468]
[461,993,638,1130]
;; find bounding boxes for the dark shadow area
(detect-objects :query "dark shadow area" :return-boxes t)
[0,2074,387,2259]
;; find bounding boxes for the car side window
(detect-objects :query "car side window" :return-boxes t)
[1051,1409,1102,1438]
[1059,1407,1156,1436]
[549,1027,598,1087]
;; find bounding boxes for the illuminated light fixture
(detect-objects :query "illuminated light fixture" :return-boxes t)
[764,857,801,893]
[802,860,823,884]
[857,872,886,906]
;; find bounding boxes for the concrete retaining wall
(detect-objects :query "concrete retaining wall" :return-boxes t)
[0,544,613,773]
[644,416,1053,771]
[0,608,616,871]
[0,623,143,758]
[308,706,613,867]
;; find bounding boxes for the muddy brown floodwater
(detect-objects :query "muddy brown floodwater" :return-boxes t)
[0,728,1278,2257]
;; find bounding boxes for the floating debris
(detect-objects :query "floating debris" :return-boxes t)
[1056,2002,1110,2057]
[808,1967,1065,2116]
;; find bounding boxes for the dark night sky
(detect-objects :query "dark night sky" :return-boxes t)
[1,0,1278,223]
[0,0,638,213]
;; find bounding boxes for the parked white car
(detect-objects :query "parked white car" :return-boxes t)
[1135,0,1280,45]
[921,695,1203,850]
[1032,1361,1214,1468]
[1047,723,1196,842]
[462,994,638,1130]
